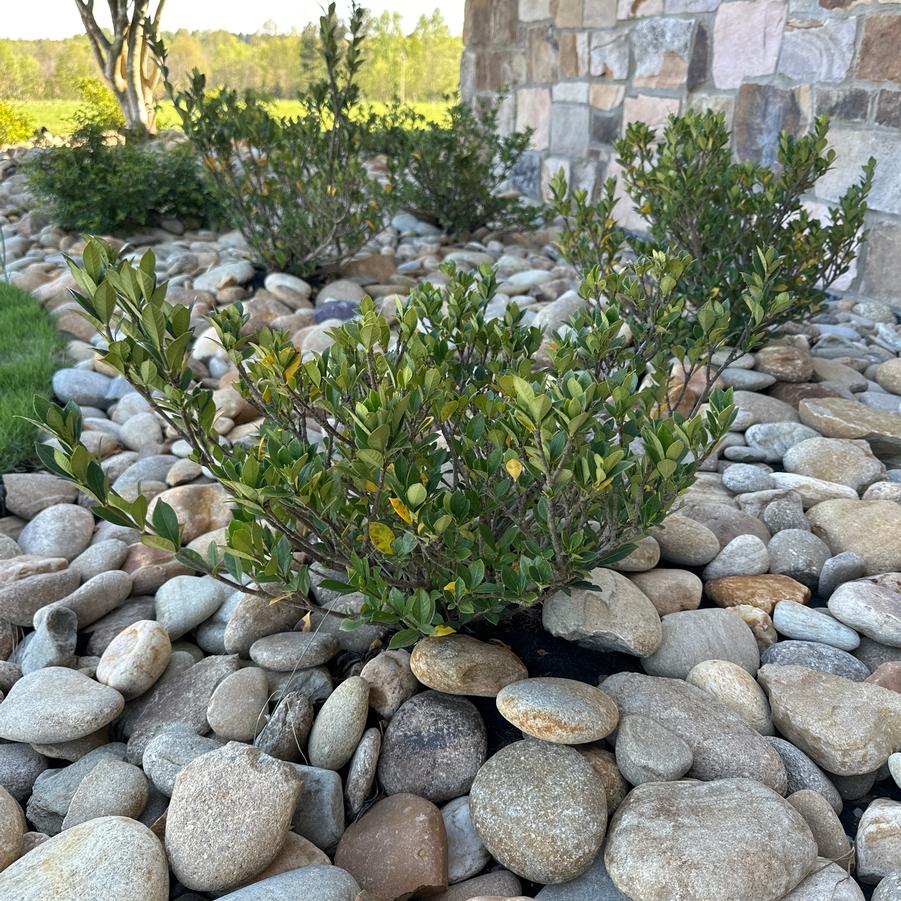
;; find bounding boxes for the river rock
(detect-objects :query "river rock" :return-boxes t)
[702,534,770,579]
[288,764,344,850]
[781,860,865,900]
[410,634,528,696]
[615,714,692,784]
[0,743,47,802]
[783,437,883,491]
[2,473,78,520]
[254,690,314,762]
[767,736,843,813]
[496,677,618,744]
[626,569,702,615]
[642,608,759,678]
[873,873,901,900]
[165,742,303,892]
[335,793,448,898]
[19,606,77,673]
[798,397,901,465]
[70,539,129,583]
[379,691,486,803]
[26,743,126,835]
[0,667,123,743]
[686,658,773,734]
[62,759,148,829]
[767,529,831,588]
[469,739,607,884]
[442,795,490,884]
[96,620,171,699]
[774,600,861,651]
[360,649,418,718]
[248,631,339,670]
[602,672,787,792]
[0,567,80,627]
[542,568,662,657]
[579,747,628,814]
[17,504,94,561]
[653,513,720,565]
[759,664,901,774]
[206,666,268,742]
[808,499,901,575]
[345,727,380,817]
[857,798,901,884]
[829,580,901,646]
[222,592,303,657]
[0,816,168,900]
[142,726,221,796]
[786,789,852,864]
[307,675,369,770]
[761,639,871,681]
[604,778,816,901]
[155,575,232,640]
[705,573,810,614]
[0,784,23,871]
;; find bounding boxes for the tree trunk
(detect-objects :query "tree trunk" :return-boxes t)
[75,0,165,135]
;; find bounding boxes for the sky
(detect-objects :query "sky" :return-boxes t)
[1,1,464,40]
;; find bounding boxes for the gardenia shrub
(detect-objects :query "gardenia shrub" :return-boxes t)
[149,2,392,277]
[25,126,218,235]
[35,238,736,645]
[381,95,537,236]
[550,110,874,411]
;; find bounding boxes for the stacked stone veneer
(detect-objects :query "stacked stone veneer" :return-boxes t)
[462,0,901,301]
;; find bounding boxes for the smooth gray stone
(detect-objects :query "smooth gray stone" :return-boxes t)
[761,640,871,682]
[819,552,867,599]
[217,866,362,901]
[536,850,629,900]
[766,737,843,814]
[0,743,48,802]
[288,764,345,850]
[773,601,861,651]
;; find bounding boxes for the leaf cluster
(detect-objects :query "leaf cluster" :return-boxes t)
[35,237,734,645]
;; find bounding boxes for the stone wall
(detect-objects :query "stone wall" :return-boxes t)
[461,0,901,301]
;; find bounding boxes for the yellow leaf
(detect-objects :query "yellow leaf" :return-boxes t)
[505,458,523,481]
[365,480,379,492]
[284,354,301,381]
[389,497,413,525]
[368,522,396,554]
[443,581,457,592]
[432,624,456,636]
[301,611,312,631]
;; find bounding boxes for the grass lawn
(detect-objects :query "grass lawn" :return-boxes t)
[0,282,65,473]
[11,98,451,137]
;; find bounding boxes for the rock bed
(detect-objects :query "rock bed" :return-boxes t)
[0,151,900,900]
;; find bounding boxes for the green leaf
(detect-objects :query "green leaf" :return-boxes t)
[388,628,421,649]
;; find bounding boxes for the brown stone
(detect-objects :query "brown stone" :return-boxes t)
[769,382,847,408]
[755,346,814,383]
[578,746,628,812]
[868,661,901,693]
[819,87,871,124]
[335,793,448,899]
[147,485,232,544]
[553,0,582,27]
[558,31,588,78]
[627,569,703,616]
[410,635,528,697]
[856,16,901,84]
[528,25,559,82]
[705,574,810,615]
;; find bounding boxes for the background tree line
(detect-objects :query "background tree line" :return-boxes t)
[0,10,462,104]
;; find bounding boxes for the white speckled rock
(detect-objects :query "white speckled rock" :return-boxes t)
[307,676,370,770]
[96,620,171,699]
[0,816,169,900]
[686,658,773,734]
[604,779,816,901]
[495,678,619,744]
[542,569,662,657]
[828,581,901,647]
[857,799,901,885]
[702,535,770,580]
[61,759,148,829]
[0,668,124,743]
[17,504,94,561]
[614,714,692,785]
[155,575,232,640]
[206,666,269,742]
[165,742,303,892]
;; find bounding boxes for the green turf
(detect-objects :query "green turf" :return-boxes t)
[11,98,451,138]
[0,281,65,473]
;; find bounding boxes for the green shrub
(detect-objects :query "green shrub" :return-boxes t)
[549,111,874,413]
[0,101,34,145]
[70,78,126,133]
[382,95,536,235]
[150,2,391,277]
[25,126,217,234]
[34,238,736,644]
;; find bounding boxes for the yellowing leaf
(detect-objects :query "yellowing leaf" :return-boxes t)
[365,480,379,492]
[432,624,456,637]
[443,580,457,592]
[505,458,524,481]
[284,354,301,381]
[389,497,413,525]
[301,611,312,631]
[369,522,396,554]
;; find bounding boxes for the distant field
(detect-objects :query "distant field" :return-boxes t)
[10,98,451,137]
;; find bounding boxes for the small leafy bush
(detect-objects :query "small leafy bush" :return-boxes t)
[70,78,126,133]
[382,95,536,236]
[549,110,874,413]
[35,238,735,645]
[149,2,391,277]
[0,101,34,145]
[25,126,217,234]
